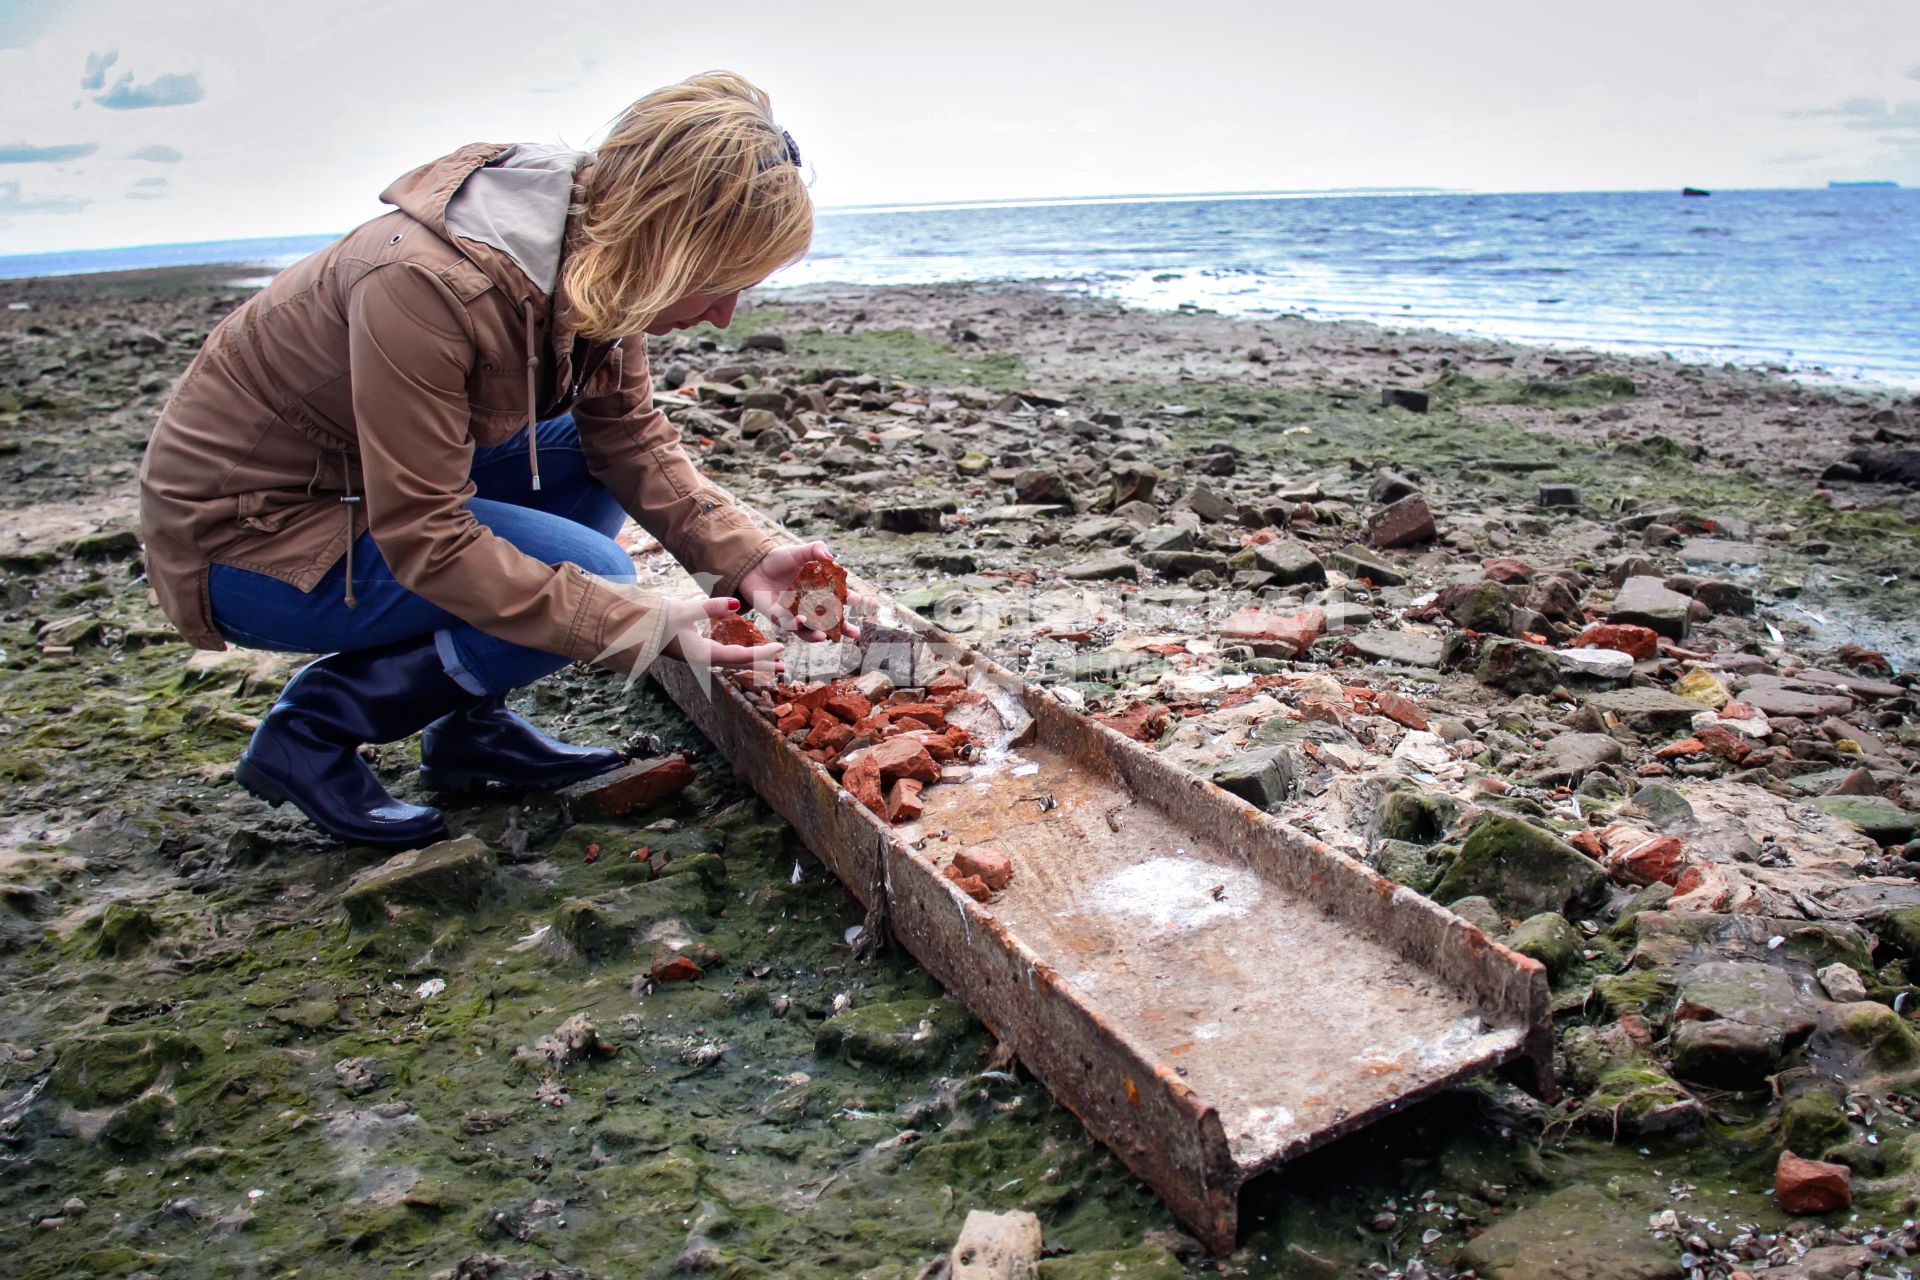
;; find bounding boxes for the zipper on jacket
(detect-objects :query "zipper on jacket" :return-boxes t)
[338,450,361,608]
[521,297,542,492]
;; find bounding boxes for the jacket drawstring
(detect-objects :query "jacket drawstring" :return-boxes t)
[522,297,542,492]
[339,450,360,608]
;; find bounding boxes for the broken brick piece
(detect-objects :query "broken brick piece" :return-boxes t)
[709,613,772,648]
[560,755,693,819]
[1605,834,1688,887]
[784,558,850,639]
[885,777,925,823]
[1776,1151,1851,1215]
[953,846,1013,892]
[842,757,886,814]
[867,736,940,784]
[1572,623,1659,661]
[941,863,994,902]
[650,951,704,983]
[1374,690,1429,731]
[1097,701,1172,743]
[824,691,873,723]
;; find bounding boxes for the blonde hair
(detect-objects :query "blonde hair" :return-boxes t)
[564,71,813,339]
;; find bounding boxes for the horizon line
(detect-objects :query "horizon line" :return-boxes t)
[0,182,1904,263]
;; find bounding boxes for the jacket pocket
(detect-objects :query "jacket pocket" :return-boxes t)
[234,490,299,534]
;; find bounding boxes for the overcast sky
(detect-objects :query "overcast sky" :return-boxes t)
[1,0,1917,256]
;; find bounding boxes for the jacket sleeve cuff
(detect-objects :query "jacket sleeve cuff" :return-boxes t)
[578,577,674,676]
[711,533,781,601]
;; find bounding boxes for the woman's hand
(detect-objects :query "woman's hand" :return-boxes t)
[661,596,785,673]
[737,541,862,643]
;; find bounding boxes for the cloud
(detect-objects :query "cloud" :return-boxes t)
[0,140,98,163]
[129,143,183,162]
[93,69,203,110]
[0,180,89,214]
[1907,66,1920,82]
[81,49,117,91]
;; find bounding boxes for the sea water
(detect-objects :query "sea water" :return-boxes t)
[4,187,1914,387]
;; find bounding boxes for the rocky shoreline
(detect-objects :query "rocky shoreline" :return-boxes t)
[2,265,1919,1278]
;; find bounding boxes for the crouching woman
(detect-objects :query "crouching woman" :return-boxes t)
[139,72,842,849]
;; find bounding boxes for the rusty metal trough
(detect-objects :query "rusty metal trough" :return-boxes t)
[641,547,1552,1254]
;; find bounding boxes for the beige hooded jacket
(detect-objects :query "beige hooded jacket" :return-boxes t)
[138,142,778,672]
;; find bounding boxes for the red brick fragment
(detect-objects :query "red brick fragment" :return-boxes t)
[650,952,704,983]
[1776,1151,1851,1215]
[941,863,994,902]
[709,614,772,647]
[1097,701,1171,742]
[953,846,1013,892]
[885,778,925,823]
[1480,557,1535,584]
[1374,690,1428,731]
[562,755,694,819]
[1572,623,1659,661]
[1605,834,1688,886]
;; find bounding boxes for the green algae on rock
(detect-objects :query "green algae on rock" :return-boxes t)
[1431,814,1608,919]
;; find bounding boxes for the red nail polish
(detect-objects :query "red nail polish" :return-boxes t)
[727,599,740,610]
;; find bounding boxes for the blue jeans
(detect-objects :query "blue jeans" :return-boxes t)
[209,414,636,696]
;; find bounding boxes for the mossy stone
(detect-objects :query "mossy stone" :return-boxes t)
[1506,912,1582,980]
[1378,787,1453,844]
[100,1090,177,1150]
[1669,1018,1784,1089]
[1039,1246,1186,1279]
[1780,1090,1851,1161]
[1591,967,1679,1024]
[1431,814,1607,919]
[1824,1000,1920,1070]
[1607,882,1675,940]
[1373,838,1442,894]
[339,835,501,927]
[814,998,977,1071]
[552,872,710,961]
[92,901,162,958]
[50,1029,202,1107]
[1458,1185,1685,1279]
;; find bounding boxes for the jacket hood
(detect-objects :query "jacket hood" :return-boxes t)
[380,142,589,297]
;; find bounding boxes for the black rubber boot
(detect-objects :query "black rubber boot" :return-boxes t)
[419,696,624,791]
[233,637,470,848]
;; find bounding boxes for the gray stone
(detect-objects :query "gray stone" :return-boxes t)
[1692,578,1755,616]
[1211,746,1299,811]
[1328,543,1406,586]
[1817,962,1869,1003]
[874,503,947,534]
[1065,515,1131,545]
[1610,575,1693,641]
[1059,553,1141,582]
[1183,483,1238,522]
[1629,782,1697,829]
[1476,638,1564,694]
[1675,960,1817,1041]
[1458,1186,1684,1280]
[1669,1019,1785,1089]
[1676,537,1767,566]
[1538,482,1581,508]
[1559,648,1634,680]
[1587,687,1708,732]
[1133,524,1195,554]
[1252,538,1328,585]
[1739,679,1856,720]
[1528,732,1624,783]
[1447,895,1506,935]
[1348,630,1444,668]
[1139,550,1230,580]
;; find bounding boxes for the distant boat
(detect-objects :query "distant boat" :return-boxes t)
[1681,187,1711,197]
[1829,180,1899,189]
